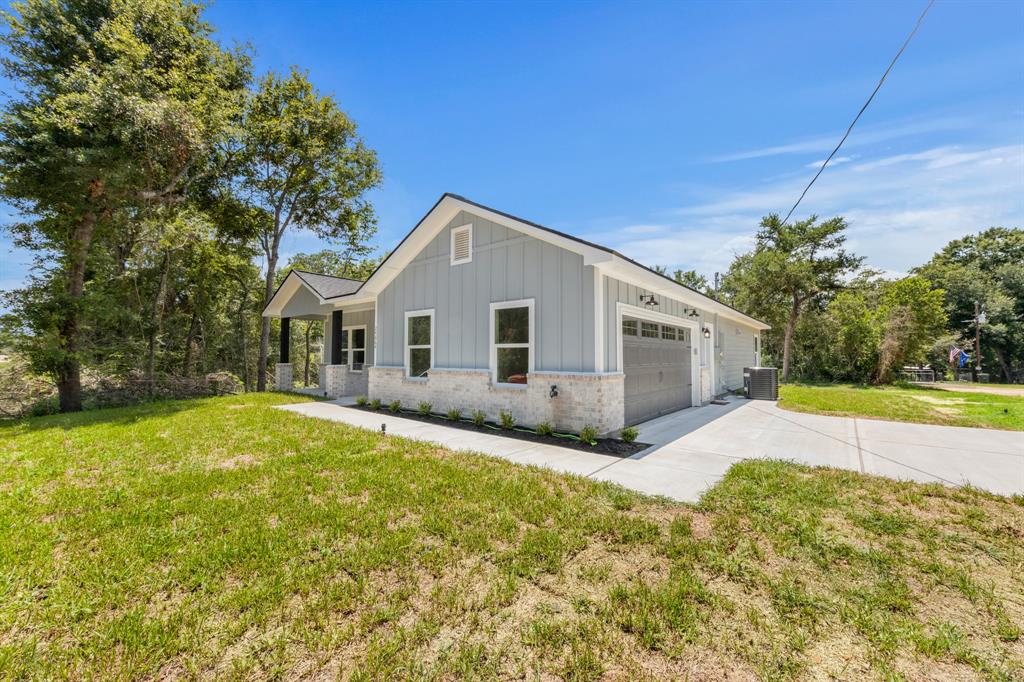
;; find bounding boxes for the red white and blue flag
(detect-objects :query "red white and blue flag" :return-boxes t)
[949,345,962,363]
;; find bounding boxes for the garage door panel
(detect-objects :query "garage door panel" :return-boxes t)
[623,317,692,426]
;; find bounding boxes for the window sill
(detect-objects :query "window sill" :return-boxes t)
[490,382,528,391]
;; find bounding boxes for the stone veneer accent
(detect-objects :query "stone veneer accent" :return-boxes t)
[274,363,293,391]
[323,364,369,398]
[368,366,625,435]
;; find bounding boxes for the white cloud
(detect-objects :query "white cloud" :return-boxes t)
[587,143,1024,278]
[711,115,971,162]
[804,155,854,169]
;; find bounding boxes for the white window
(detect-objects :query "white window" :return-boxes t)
[661,326,677,341]
[641,322,659,338]
[622,319,638,336]
[340,326,366,371]
[450,224,472,265]
[404,310,433,379]
[490,299,534,386]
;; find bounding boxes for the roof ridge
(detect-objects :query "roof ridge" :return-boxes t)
[290,268,366,283]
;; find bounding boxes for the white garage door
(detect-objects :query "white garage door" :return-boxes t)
[622,317,693,426]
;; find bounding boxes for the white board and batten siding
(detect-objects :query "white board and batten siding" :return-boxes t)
[375,210,599,373]
[602,275,759,394]
[374,207,761,397]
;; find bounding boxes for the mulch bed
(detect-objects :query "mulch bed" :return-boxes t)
[346,404,649,457]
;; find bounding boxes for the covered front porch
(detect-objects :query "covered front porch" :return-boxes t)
[263,270,375,398]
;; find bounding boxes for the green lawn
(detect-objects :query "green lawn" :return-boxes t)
[1,394,1022,680]
[779,383,1024,431]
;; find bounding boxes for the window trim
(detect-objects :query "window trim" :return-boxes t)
[489,298,534,387]
[404,309,434,380]
[450,223,473,266]
[342,325,367,372]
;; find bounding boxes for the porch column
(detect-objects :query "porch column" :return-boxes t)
[279,317,290,363]
[325,310,346,398]
[330,310,344,364]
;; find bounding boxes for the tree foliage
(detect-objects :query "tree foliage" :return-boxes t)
[238,68,382,391]
[0,0,382,412]
[0,0,250,411]
[721,214,862,380]
[914,228,1024,382]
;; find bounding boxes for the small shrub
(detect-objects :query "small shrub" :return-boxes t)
[579,424,599,445]
[369,398,382,410]
[418,401,432,416]
[388,400,401,413]
[499,410,516,429]
[446,407,462,421]
[536,421,554,437]
[471,410,487,426]
[620,426,639,443]
[355,395,369,407]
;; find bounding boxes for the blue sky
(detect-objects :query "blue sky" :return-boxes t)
[2,0,1022,294]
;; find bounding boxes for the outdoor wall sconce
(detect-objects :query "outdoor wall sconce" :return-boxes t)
[549,385,559,398]
[640,294,658,307]
[702,327,711,339]
[684,307,700,318]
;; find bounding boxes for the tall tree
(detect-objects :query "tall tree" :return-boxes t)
[873,276,947,382]
[0,0,249,411]
[239,68,381,391]
[915,228,1024,382]
[721,214,862,380]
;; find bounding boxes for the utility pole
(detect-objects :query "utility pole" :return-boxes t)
[973,300,983,382]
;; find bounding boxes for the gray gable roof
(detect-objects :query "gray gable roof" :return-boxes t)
[292,270,364,299]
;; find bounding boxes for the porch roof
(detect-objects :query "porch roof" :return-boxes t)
[263,270,372,318]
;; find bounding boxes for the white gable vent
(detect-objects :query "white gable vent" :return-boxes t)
[450,224,472,265]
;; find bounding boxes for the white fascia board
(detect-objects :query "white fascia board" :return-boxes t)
[358,198,461,296]
[598,257,770,331]
[328,298,376,311]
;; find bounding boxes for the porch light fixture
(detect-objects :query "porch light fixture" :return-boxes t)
[684,308,700,318]
[702,327,711,339]
[640,294,658,308]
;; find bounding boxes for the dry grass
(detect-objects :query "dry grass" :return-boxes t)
[1,392,1021,680]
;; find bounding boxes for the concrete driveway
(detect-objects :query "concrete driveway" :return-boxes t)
[278,397,1023,502]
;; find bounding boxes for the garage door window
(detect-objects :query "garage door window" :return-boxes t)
[491,300,533,385]
[622,319,638,336]
[641,322,659,338]
[661,326,677,340]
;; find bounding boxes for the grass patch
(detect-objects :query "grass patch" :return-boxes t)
[779,383,1024,430]
[1,393,1021,679]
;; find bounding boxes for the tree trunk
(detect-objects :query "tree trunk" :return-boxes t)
[236,278,251,391]
[146,250,171,395]
[183,307,199,377]
[303,321,311,386]
[781,296,800,381]
[56,206,100,413]
[257,248,278,391]
[993,347,1012,383]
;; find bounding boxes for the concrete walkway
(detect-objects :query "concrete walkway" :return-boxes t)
[277,397,1023,502]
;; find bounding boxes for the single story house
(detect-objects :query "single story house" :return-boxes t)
[264,194,769,434]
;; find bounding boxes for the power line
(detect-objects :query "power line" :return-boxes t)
[780,0,935,226]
